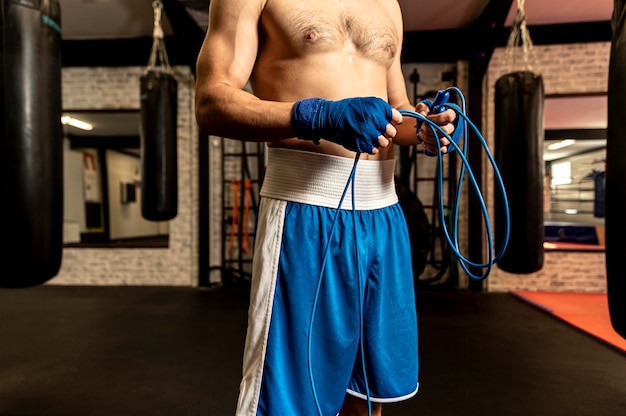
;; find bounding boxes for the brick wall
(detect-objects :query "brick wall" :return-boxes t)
[484,42,610,292]
[52,66,199,286]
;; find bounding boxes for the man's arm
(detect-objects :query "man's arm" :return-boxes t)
[387,59,420,147]
[384,1,419,146]
[388,59,455,151]
[194,0,295,141]
[384,1,454,151]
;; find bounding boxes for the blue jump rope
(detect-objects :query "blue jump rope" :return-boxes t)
[399,87,511,280]
[308,87,511,415]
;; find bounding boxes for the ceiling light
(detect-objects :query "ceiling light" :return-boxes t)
[61,115,94,131]
[547,139,576,151]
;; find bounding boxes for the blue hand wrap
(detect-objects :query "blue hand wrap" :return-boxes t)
[292,97,393,154]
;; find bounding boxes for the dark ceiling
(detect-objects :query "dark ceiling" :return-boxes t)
[58,0,615,71]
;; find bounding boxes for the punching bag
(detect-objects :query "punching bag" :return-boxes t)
[140,69,178,221]
[0,0,63,288]
[494,71,545,274]
[605,0,626,339]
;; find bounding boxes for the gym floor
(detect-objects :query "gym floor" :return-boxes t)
[0,285,624,416]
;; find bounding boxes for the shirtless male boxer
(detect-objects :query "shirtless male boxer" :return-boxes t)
[195,0,455,415]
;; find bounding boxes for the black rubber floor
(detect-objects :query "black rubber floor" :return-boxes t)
[0,285,624,416]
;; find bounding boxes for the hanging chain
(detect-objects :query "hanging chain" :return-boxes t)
[504,0,540,74]
[147,0,171,71]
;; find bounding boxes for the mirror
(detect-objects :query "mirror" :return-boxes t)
[62,110,169,247]
[543,94,606,249]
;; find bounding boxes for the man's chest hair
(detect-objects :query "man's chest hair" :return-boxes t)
[265,0,399,64]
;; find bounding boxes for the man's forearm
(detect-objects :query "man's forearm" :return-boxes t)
[195,83,295,141]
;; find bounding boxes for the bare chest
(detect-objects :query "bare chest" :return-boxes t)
[262,0,399,66]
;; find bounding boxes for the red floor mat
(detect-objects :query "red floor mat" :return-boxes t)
[512,291,626,353]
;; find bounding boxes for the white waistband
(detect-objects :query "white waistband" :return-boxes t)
[260,148,398,210]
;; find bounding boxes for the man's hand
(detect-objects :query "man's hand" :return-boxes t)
[414,101,456,155]
[292,97,401,154]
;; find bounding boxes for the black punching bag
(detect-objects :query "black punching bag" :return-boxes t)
[494,71,545,274]
[605,0,626,339]
[140,69,178,221]
[0,0,63,288]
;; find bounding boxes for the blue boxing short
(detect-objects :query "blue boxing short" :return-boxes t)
[235,148,418,416]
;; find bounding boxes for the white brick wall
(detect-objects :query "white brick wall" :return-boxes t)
[52,66,199,286]
[484,42,610,293]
